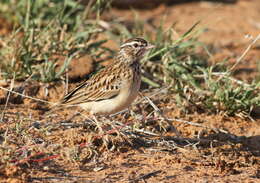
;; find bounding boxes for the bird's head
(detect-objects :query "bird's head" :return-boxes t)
[118,38,154,64]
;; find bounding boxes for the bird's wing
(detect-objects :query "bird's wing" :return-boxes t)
[60,68,122,106]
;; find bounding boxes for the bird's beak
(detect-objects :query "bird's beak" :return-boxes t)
[146,44,155,50]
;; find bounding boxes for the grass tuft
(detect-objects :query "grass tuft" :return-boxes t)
[0,0,111,82]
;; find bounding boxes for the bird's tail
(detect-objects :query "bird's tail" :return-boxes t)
[44,102,77,116]
[44,102,63,116]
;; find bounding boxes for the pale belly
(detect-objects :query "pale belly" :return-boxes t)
[79,80,141,115]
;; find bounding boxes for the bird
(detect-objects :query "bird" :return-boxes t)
[49,38,155,131]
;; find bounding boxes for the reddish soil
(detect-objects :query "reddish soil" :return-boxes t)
[1,0,260,182]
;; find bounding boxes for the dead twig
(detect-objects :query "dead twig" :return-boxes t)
[165,117,228,134]
[141,94,181,136]
[0,75,15,122]
[130,170,162,183]
[217,33,260,82]
[0,85,54,105]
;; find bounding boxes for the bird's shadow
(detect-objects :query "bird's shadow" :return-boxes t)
[154,132,260,157]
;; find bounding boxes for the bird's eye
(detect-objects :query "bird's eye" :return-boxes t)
[133,43,138,48]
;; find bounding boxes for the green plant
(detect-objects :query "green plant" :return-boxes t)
[140,21,259,117]
[0,0,111,82]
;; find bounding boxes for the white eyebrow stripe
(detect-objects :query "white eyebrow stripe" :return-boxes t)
[120,41,139,48]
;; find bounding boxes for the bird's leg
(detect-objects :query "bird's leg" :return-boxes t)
[66,110,83,122]
[102,117,122,136]
[106,118,133,146]
[101,115,132,144]
[93,116,104,134]
[89,112,105,134]
[91,115,112,148]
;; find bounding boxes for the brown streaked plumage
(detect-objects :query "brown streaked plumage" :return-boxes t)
[51,38,154,115]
